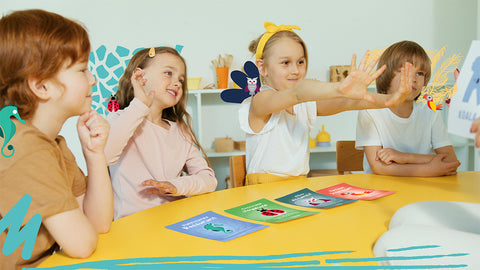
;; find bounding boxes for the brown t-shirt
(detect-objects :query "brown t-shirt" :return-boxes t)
[0,119,86,269]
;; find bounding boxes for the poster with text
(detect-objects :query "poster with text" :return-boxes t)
[275,188,357,209]
[225,198,318,223]
[316,183,396,200]
[165,211,268,241]
[448,40,480,138]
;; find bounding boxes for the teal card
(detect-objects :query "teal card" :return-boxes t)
[225,198,318,223]
[275,188,357,209]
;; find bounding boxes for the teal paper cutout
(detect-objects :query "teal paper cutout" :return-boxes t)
[0,105,25,158]
[0,194,42,260]
[88,45,184,115]
[29,249,469,269]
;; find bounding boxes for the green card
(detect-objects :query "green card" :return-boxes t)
[225,198,318,223]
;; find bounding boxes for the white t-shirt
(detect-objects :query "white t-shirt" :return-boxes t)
[355,102,452,173]
[239,87,317,176]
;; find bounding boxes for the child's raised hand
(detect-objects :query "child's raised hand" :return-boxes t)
[132,68,155,107]
[77,110,110,155]
[384,62,414,107]
[140,179,178,195]
[338,52,385,104]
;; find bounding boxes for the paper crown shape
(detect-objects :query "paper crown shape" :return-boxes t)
[316,125,331,147]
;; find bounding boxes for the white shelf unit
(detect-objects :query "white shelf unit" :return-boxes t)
[187,89,340,157]
[186,88,477,190]
[186,89,224,149]
[186,89,341,190]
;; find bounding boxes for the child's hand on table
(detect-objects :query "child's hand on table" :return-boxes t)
[429,154,461,176]
[132,68,155,107]
[141,179,178,195]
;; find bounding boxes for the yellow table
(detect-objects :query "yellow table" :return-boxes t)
[39,172,480,268]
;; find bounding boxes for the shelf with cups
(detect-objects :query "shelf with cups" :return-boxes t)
[205,145,337,158]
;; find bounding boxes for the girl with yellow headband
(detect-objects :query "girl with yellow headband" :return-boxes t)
[240,22,415,185]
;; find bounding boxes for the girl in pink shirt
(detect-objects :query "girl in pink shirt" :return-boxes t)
[105,47,217,220]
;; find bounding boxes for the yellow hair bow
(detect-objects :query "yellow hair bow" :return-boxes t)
[255,22,301,59]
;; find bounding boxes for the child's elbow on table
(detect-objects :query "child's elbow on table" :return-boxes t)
[62,234,98,259]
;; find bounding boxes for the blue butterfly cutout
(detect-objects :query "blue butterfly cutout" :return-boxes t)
[220,61,261,103]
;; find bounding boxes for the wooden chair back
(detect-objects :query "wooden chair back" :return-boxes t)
[228,155,246,188]
[336,141,364,175]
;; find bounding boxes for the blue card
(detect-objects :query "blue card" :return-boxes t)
[165,211,268,241]
[275,188,357,209]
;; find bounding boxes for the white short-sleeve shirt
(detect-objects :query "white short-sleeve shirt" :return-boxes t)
[355,102,452,173]
[239,87,317,176]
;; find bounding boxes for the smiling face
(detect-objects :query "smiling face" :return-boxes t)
[142,53,186,109]
[50,60,96,118]
[259,37,307,91]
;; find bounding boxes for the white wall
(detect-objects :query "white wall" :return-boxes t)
[1,0,478,182]
[476,0,480,170]
[1,0,476,84]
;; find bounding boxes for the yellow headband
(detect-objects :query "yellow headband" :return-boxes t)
[255,22,301,59]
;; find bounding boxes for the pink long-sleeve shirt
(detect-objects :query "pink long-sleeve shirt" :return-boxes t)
[105,98,217,220]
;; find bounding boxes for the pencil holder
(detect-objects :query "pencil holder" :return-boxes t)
[216,67,229,89]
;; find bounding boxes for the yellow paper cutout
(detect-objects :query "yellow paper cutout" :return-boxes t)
[365,45,462,106]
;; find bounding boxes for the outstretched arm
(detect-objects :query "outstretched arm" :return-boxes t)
[249,52,387,129]
[297,51,386,104]
[364,145,460,177]
[316,62,413,116]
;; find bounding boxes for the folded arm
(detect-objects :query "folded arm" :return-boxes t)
[250,52,388,131]
[364,145,460,177]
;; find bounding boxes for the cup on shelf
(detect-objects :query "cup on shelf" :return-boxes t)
[215,67,229,89]
[187,77,202,90]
